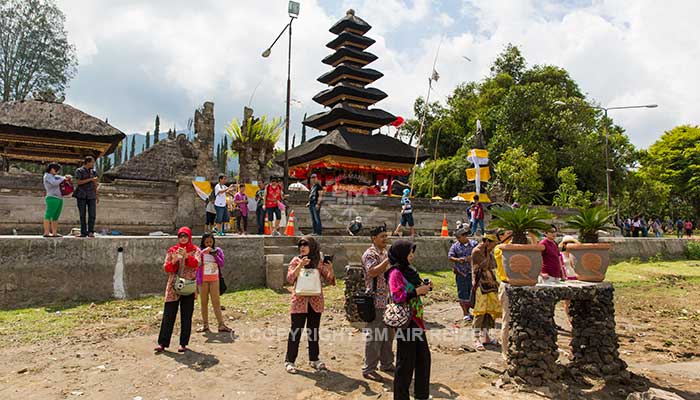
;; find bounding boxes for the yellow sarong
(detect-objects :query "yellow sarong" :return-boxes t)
[473,287,502,318]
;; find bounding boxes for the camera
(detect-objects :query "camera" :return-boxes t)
[423,278,433,291]
[323,254,334,264]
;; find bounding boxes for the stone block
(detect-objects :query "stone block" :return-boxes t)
[265,254,285,290]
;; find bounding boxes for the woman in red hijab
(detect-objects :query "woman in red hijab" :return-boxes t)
[155,227,201,353]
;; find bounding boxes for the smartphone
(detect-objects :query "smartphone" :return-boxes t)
[323,254,334,264]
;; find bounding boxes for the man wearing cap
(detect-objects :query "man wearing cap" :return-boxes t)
[360,225,395,381]
[448,228,478,321]
[347,216,363,236]
[306,173,324,235]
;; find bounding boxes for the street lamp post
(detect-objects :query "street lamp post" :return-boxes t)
[262,1,299,193]
[554,100,658,208]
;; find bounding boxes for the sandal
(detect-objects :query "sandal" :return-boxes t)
[42,234,52,238]
[177,346,188,353]
[285,362,297,374]
[474,341,485,351]
[483,337,499,346]
[153,345,165,353]
[196,326,210,333]
[218,325,232,333]
[309,360,327,371]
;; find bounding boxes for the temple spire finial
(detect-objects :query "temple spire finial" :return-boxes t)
[346,8,355,16]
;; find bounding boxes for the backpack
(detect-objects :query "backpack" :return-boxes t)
[59,180,74,197]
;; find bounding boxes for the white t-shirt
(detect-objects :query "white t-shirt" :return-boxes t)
[214,183,228,207]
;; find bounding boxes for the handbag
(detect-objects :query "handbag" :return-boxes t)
[295,267,322,296]
[353,277,377,323]
[59,180,74,197]
[173,257,196,296]
[230,205,242,218]
[383,292,411,329]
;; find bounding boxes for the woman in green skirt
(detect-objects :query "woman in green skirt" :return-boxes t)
[43,163,70,237]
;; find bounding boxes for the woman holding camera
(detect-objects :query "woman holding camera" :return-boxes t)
[284,236,335,374]
[155,227,200,353]
[42,162,70,237]
[196,233,232,333]
[386,240,433,400]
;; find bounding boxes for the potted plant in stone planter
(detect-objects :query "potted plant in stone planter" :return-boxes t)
[565,206,616,282]
[490,206,553,286]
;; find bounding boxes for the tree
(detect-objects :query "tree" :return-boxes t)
[100,156,112,175]
[145,130,151,148]
[493,146,543,204]
[123,138,129,161]
[552,167,592,208]
[129,136,135,159]
[490,43,526,82]
[225,115,283,183]
[114,142,122,166]
[637,125,700,217]
[301,113,307,143]
[154,115,160,143]
[0,0,77,101]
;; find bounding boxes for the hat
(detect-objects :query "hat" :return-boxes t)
[370,225,387,236]
[483,233,498,242]
[559,235,580,249]
[310,173,318,178]
[454,228,469,237]
[402,188,410,197]
[355,216,362,223]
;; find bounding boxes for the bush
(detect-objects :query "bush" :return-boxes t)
[685,241,700,260]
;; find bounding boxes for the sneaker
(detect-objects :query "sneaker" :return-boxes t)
[309,360,327,371]
[463,315,473,322]
[285,362,297,374]
[362,371,383,381]
[273,231,281,236]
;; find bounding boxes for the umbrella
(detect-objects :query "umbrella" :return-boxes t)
[289,182,309,191]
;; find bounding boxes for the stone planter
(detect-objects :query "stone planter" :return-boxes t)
[500,244,545,286]
[566,243,612,282]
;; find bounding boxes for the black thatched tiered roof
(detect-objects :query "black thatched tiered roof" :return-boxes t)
[303,9,395,135]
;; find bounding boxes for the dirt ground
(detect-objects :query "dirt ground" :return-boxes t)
[2,295,699,400]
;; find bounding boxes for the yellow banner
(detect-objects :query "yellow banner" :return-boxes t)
[458,192,492,203]
[466,167,491,182]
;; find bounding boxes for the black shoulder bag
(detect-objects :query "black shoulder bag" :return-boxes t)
[353,277,377,323]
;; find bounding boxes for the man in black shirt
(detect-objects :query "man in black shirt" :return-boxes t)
[74,156,98,237]
[306,173,324,235]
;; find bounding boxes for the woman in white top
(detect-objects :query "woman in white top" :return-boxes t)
[559,235,580,280]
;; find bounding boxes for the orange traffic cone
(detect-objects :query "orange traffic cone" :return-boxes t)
[285,210,296,236]
[440,214,449,237]
[264,213,271,235]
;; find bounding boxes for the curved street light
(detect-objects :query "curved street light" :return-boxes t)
[554,100,658,208]
[261,1,300,193]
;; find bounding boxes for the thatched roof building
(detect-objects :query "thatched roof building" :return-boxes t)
[0,100,125,164]
[103,135,199,183]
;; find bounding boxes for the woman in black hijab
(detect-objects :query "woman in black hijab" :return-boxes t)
[386,240,433,400]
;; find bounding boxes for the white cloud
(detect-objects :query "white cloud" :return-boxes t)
[55,0,699,150]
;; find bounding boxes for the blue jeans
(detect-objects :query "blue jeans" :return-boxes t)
[471,218,485,236]
[309,203,322,235]
[256,206,265,234]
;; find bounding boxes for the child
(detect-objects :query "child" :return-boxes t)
[470,234,502,351]
[196,233,232,333]
[205,192,216,233]
[393,188,415,237]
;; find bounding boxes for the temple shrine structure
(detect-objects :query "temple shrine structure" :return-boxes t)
[284,9,427,195]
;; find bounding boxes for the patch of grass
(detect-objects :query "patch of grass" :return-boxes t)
[2,261,699,347]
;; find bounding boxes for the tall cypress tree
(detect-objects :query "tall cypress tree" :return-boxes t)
[154,115,160,143]
[114,142,122,166]
[301,113,307,143]
[145,130,151,148]
[222,136,229,173]
[124,139,129,161]
[130,136,136,159]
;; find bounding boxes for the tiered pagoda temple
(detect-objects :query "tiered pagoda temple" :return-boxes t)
[284,9,426,195]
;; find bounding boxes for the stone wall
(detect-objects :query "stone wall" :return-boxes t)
[0,174,180,235]
[0,236,265,309]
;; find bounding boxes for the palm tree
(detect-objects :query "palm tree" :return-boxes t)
[225,115,283,183]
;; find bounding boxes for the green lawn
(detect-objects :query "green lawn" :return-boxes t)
[1,261,698,346]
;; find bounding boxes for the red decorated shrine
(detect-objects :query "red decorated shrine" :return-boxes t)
[283,9,427,195]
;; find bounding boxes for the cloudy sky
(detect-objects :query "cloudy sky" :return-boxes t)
[56,0,699,149]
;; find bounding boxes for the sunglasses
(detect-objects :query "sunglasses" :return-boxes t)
[298,242,309,248]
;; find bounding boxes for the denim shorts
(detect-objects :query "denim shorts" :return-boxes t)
[215,205,229,223]
[266,207,281,221]
[455,273,472,302]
